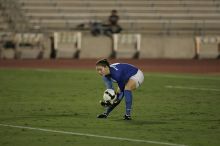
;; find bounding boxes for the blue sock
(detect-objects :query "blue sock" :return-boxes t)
[117,92,124,100]
[105,92,124,115]
[124,90,132,116]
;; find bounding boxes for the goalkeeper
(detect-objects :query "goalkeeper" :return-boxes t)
[96,59,144,120]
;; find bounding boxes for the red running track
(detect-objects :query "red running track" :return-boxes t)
[0,59,220,74]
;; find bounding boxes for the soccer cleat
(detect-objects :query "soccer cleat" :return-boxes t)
[97,113,108,118]
[124,114,132,120]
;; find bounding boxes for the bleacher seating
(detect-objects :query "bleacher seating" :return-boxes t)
[13,0,220,35]
[0,0,220,59]
[0,7,10,31]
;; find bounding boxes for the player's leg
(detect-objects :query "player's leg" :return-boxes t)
[97,91,124,118]
[124,80,136,120]
[124,70,144,120]
[105,91,124,114]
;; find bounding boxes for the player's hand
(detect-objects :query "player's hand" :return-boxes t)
[113,99,120,105]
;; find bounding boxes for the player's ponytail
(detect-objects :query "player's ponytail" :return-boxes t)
[96,58,110,67]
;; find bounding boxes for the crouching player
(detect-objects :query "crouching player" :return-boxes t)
[95,59,144,120]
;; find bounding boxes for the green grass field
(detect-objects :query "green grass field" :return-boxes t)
[0,68,220,146]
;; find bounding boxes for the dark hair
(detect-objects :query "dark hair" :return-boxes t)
[112,10,117,13]
[96,59,110,67]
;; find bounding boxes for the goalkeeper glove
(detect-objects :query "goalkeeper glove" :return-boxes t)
[100,100,112,107]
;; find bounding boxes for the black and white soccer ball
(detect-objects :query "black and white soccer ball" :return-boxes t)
[103,89,116,104]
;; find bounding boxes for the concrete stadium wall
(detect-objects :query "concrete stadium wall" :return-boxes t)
[80,35,112,58]
[140,36,195,59]
[80,35,196,59]
[50,34,219,59]
[2,32,218,59]
[199,43,219,59]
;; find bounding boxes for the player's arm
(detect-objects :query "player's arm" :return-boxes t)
[99,76,114,107]
[110,86,123,107]
[102,76,114,89]
[115,86,120,94]
[115,82,125,101]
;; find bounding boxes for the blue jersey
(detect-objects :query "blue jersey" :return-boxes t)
[103,63,138,91]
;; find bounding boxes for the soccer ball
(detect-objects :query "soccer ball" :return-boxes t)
[103,89,116,104]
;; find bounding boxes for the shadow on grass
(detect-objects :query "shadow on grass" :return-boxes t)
[0,112,90,122]
[111,119,167,125]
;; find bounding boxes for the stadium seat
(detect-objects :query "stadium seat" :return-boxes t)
[54,31,81,59]
[0,32,17,59]
[14,33,45,59]
[113,34,141,59]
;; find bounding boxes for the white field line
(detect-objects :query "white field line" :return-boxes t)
[166,85,220,92]
[0,123,187,146]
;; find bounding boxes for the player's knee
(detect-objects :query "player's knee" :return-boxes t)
[125,86,132,90]
[125,80,136,90]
